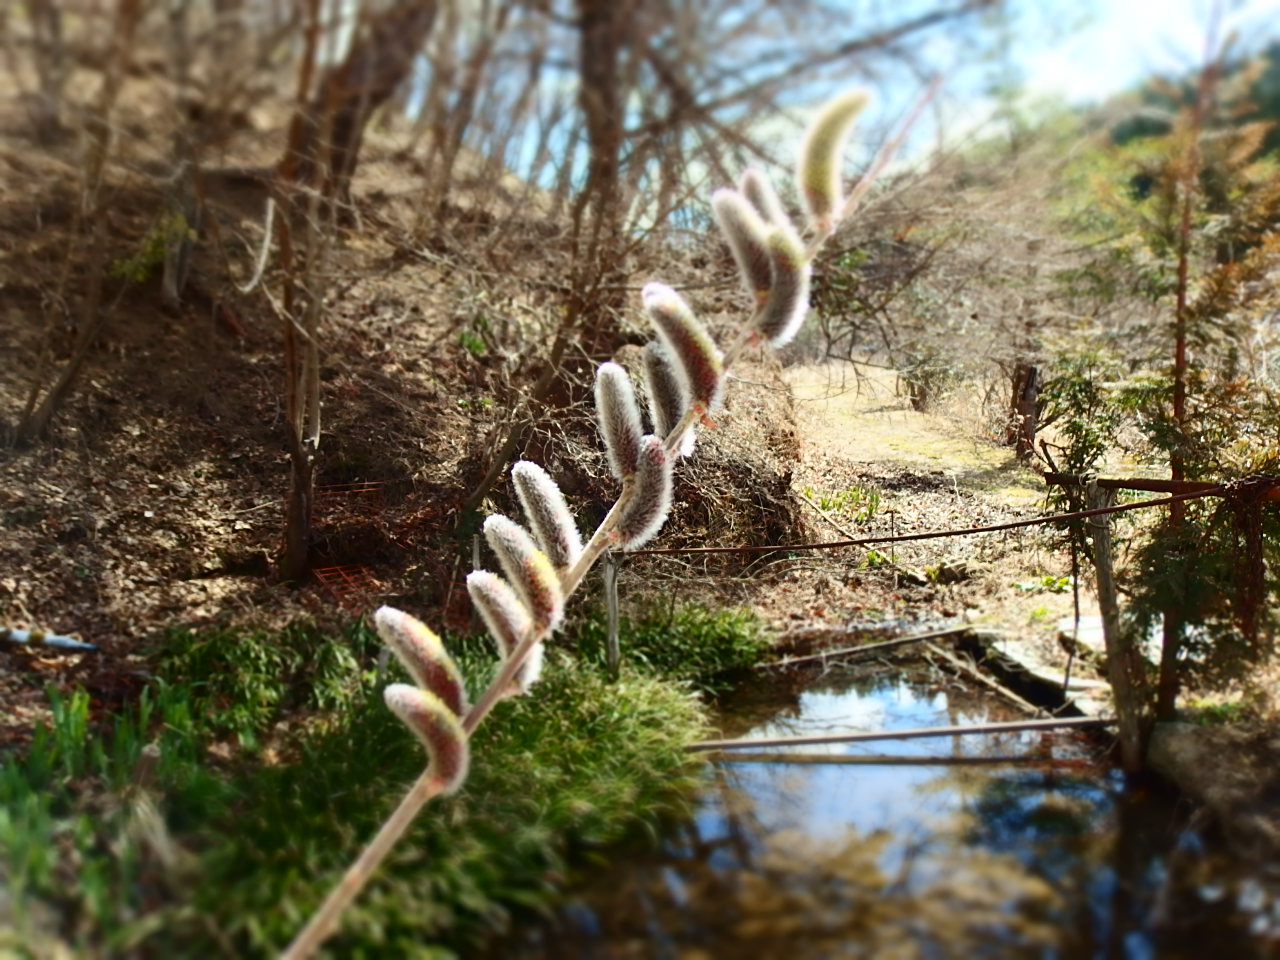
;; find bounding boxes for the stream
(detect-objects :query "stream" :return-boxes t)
[494,664,1280,958]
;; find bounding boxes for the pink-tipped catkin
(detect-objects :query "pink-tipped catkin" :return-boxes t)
[465,570,531,656]
[466,570,544,693]
[641,283,724,415]
[756,225,811,348]
[711,188,773,303]
[373,606,468,717]
[482,514,565,634]
[797,89,869,228]
[615,436,673,549]
[383,684,470,794]
[511,461,583,569]
[642,341,695,456]
[739,167,792,230]
[595,362,644,481]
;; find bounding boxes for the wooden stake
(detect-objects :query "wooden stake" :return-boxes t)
[603,553,620,679]
[1085,481,1150,774]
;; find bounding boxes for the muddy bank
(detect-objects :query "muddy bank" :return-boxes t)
[1149,722,1280,866]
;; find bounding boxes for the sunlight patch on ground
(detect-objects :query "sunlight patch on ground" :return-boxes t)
[783,361,1046,507]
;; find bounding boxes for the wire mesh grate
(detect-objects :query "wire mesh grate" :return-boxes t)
[314,563,382,610]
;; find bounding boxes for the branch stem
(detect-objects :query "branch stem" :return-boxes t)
[281,771,443,960]
[282,79,928,958]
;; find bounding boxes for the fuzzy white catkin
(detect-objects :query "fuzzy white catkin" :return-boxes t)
[641,283,724,415]
[615,436,673,549]
[466,570,543,693]
[797,89,869,226]
[739,167,793,231]
[482,514,564,633]
[642,341,695,456]
[757,226,811,348]
[511,460,583,569]
[383,684,470,794]
[711,188,773,302]
[595,362,644,481]
[373,606,468,717]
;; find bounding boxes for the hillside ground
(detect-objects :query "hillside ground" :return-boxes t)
[5,67,1278,898]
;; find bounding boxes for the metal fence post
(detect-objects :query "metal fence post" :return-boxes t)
[604,552,621,679]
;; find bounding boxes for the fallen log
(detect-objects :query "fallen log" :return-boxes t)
[688,715,1114,753]
[922,640,1043,716]
[756,626,970,670]
[711,751,1099,768]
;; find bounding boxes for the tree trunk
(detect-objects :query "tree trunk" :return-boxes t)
[275,0,432,583]
[24,0,66,143]
[1005,362,1038,459]
[1086,482,1151,775]
[429,1,512,218]
[1158,49,1218,720]
[14,0,142,444]
[458,0,636,516]
[282,434,317,584]
[16,239,107,443]
[405,0,459,166]
[274,0,323,584]
[573,0,633,245]
[1156,612,1182,720]
[286,1,439,211]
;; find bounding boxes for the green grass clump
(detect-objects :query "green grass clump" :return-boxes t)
[107,211,195,284]
[180,651,707,956]
[0,683,231,956]
[1186,699,1250,726]
[158,619,377,743]
[801,483,881,524]
[2,622,710,958]
[1013,574,1073,595]
[569,600,771,692]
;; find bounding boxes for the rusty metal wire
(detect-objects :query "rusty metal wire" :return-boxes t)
[625,484,1241,558]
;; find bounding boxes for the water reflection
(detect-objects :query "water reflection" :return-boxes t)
[495,667,1278,959]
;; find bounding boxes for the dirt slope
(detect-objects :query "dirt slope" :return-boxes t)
[720,360,1085,648]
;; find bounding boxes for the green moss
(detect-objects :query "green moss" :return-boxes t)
[185,654,706,957]
[1185,699,1250,726]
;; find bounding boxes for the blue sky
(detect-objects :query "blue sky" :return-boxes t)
[834,0,1280,164]
[1020,0,1280,104]
[396,1,1280,197]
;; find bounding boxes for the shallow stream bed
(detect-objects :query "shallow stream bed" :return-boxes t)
[495,665,1280,958]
